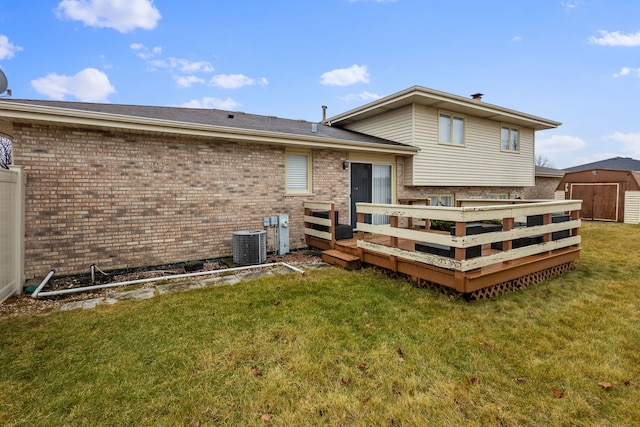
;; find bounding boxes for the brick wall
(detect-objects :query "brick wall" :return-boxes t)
[13,123,349,278]
[522,176,562,199]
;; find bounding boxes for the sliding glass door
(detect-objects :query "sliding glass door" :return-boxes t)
[350,163,392,228]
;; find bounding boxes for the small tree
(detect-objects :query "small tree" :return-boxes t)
[0,135,11,169]
[535,154,554,168]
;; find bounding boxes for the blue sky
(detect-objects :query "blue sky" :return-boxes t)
[0,0,639,169]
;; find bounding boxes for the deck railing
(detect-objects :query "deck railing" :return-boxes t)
[355,199,582,273]
[303,200,337,249]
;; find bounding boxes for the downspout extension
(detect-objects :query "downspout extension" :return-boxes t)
[31,269,56,299]
[32,262,305,299]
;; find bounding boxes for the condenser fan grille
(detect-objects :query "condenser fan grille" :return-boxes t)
[232,230,267,265]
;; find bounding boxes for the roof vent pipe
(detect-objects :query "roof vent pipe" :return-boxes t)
[321,105,327,122]
[471,93,483,101]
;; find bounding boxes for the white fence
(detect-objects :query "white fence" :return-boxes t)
[0,166,25,304]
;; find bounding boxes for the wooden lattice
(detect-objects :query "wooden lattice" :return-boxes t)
[374,261,576,301]
[468,261,576,300]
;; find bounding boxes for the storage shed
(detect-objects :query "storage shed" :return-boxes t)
[556,168,640,223]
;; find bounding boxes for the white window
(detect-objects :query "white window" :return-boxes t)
[428,194,453,207]
[439,112,465,145]
[286,150,312,194]
[501,126,520,152]
[488,193,509,199]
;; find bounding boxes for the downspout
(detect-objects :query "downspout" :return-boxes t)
[32,262,305,298]
[30,269,56,299]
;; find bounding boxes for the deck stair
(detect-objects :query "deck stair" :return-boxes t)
[322,250,362,271]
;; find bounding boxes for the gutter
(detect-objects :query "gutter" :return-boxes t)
[0,101,419,155]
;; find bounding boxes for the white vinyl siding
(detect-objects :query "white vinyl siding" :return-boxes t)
[342,105,414,144]
[408,105,534,187]
[286,150,312,194]
[341,103,536,187]
[624,191,640,224]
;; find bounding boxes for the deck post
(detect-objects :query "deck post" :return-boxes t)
[357,211,365,259]
[304,205,311,247]
[329,202,336,250]
[357,212,365,240]
[390,215,399,247]
[454,221,467,261]
[571,209,580,240]
[543,213,552,243]
[502,217,514,253]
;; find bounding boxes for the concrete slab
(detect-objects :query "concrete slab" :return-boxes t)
[107,288,156,301]
[60,298,105,311]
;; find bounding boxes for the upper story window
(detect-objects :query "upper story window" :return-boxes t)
[501,125,520,152]
[439,111,465,145]
[286,149,312,194]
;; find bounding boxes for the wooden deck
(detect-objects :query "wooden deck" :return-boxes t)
[304,200,582,299]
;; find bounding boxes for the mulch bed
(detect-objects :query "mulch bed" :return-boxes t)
[0,250,323,317]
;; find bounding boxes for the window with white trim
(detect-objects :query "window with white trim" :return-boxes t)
[428,194,453,207]
[488,193,509,200]
[501,125,520,152]
[286,150,312,194]
[439,111,465,145]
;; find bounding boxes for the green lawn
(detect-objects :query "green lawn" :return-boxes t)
[1,222,639,426]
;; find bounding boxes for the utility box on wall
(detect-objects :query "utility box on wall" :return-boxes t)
[277,213,290,255]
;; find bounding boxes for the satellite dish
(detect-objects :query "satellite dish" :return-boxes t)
[0,69,8,94]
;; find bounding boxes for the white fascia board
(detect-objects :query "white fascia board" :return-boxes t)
[328,86,561,131]
[0,101,418,155]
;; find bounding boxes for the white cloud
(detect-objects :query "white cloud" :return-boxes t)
[175,75,205,88]
[607,132,640,157]
[348,0,398,2]
[31,68,115,102]
[536,134,586,154]
[0,35,23,60]
[320,64,370,86]
[512,35,522,42]
[613,66,640,78]
[209,74,268,89]
[155,58,214,74]
[180,97,240,110]
[55,0,161,33]
[130,43,162,60]
[130,43,214,87]
[340,91,381,102]
[589,30,640,47]
[561,0,584,10]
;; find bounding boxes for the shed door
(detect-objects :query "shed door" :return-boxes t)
[570,183,619,221]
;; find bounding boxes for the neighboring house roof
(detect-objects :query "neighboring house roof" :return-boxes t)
[535,166,565,178]
[326,86,561,131]
[0,99,418,155]
[563,156,640,172]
